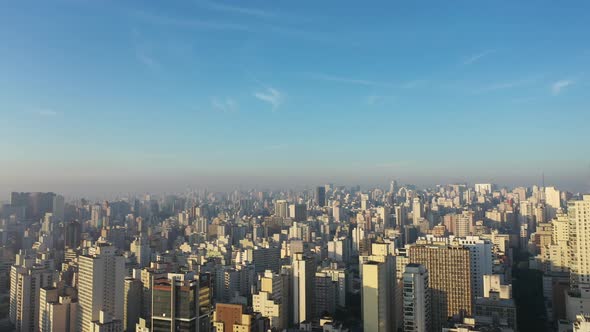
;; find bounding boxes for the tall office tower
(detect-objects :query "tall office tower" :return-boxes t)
[568,195,590,288]
[395,204,407,229]
[212,303,253,332]
[275,200,289,218]
[290,203,307,222]
[130,235,151,268]
[332,201,341,222]
[140,266,167,321]
[292,252,316,325]
[362,260,391,332]
[313,271,337,319]
[403,264,431,332]
[412,197,423,225]
[39,284,78,332]
[152,272,212,332]
[52,195,65,222]
[409,243,472,331]
[252,270,290,330]
[9,252,57,332]
[64,220,81,249]
[124,278,142,332]
[377,206,392,228]
[545,186,562,220]
[77,242,125,332]
[315,186,326,207]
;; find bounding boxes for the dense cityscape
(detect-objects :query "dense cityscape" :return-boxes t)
[1,183,590,331]
[2,1,589,332]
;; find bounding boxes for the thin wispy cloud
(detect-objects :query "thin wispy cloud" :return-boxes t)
[254,87,284,111]
[551,79,574,95]
[36,108,59,116]
[307,73,392,87]
[133,10,249,31]
[474,76,540,94]
[136,49,159,69]
[463,49,495,65]
[366,94,395,106]
[212,97,238,113]
[401,79,427,89]
[197,0,274,18]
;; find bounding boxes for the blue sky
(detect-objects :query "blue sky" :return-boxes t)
[1,0,589,194]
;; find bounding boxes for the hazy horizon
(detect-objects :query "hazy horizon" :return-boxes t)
[1,1,589,198]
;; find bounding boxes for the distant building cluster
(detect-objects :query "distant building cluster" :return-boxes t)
[0,183,588,331]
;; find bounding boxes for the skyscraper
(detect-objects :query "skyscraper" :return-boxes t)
[292,252,315,325]
[274,200,289,218]
[315,186,326,207]
[403,263,431,332]
[77,242,125,332]
[362,260,391,332]
[409,243,472,330]
[412,197,423,225]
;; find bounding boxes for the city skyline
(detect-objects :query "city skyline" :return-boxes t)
[1,1,589,194]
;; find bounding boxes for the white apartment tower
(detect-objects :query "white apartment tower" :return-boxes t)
[292,252,315,325]
[9,252,57,332]
[77,242,125,332]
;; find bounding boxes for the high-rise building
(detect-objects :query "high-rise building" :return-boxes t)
[39,283,78,332]
[332,201,341,222]
[130,235,151,268]
[412,197,423,225]
[292,252,315,324]
[9,252,57,332]
[313,271,337,319]
[289,203,307,222]
[64,220,81,249]
[403,264,431,332]
[252,269,290,330]
[362,260,391,332]
[152,272,212,332]
[377,206,392,228]
[124,278,142,332]
[52,195,65,222]
[275,200,289,218]
[568,195,590,287]
[545,186,562,220]
[409,243,472,331]
[77,242,125,332]
[315,187,326,207]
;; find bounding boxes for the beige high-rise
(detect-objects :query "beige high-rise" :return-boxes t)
[409,244,472,331]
